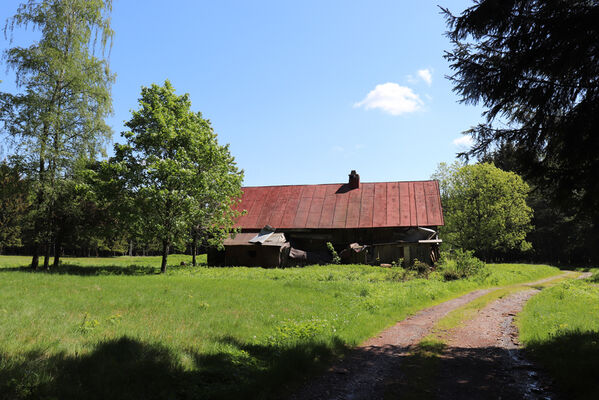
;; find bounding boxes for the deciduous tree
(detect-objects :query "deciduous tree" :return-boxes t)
[113,81,243,273]
[433,162,532,260]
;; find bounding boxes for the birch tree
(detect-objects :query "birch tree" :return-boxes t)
[1,0,114,268]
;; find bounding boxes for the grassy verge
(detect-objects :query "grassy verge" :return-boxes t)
[0,256,560,399]
[518,272,599,399]
[435,272,574,332]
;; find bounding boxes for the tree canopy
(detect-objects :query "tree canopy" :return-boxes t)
[443,0,599,219]
[111,81,243,273]
[433,162,532,260]
[0,161,29,253]
[481,143,599,265]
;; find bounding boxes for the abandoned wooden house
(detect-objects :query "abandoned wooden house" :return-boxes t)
[208,171,444,267]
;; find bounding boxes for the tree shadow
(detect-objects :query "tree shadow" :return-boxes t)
[0,263,159,276]
[0,335,348,400]
[523,331,599,400]
[4,331,594,400]
[289,341,559,400]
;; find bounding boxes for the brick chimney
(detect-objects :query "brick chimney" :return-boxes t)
[348,170,360,189]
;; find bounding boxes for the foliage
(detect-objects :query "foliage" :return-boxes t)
[481,142,599,265]
[110,81,243,272]
[0,0,114,267]
[407,258,432,277]
[437,249,487,281]
[326,242,340,264]
[0,161,29,252]
[443,0,599,233]
[0,255,560,399]
[518,278,599,399]
[432,162,532,260]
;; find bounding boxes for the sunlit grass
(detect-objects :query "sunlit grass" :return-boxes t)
[0,256,560,399]
[518,273,599,399]
[434,272,574,332]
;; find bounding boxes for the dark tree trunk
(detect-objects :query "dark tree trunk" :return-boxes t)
[160,240,169,273]
[53,243,61,268]
[129,240,133,257]
[192,235,197,266]
[43,243,51,269]
[31,245,39,269]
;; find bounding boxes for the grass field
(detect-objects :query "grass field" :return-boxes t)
[518,270,599,399]
[0,255,560,399]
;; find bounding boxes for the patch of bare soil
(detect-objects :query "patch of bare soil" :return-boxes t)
[289,273,575,400]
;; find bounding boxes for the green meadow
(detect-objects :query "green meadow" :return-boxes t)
[518,270,599,399]
[0,256,559,399]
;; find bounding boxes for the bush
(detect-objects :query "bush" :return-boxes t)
[408,258,433,277]
[326,242,341,264]
[438,249,487,281]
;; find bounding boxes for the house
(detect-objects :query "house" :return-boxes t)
[208,171,444,267]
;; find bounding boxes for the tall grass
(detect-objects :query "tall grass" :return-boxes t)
[0,256,560,399]
[518,275,599,399]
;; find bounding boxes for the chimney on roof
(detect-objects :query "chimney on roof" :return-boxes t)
[348,170,360,189]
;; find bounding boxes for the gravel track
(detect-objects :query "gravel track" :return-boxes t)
[289,272,578,400]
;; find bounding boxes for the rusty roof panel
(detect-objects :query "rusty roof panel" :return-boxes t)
[346,187,362,228]
[358,183,375,228]
[414,182,428,226]
[319,185,337,229]
[306,195,325,227]
[233,180,443,230]
[332,189,349,228]
[399,182,410,226]
[373,182,387,227]
[278,186,301,229]
[408,183,417,226]
[386,182,399,227]
[292,186,314,228]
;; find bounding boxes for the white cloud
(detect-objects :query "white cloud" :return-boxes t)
[417,68,433,86]
[453,135,474,147]
[354,82,423,116]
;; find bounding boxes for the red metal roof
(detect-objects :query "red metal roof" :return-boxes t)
[233,180,444,229]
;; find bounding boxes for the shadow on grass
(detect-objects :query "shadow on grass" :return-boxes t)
[0,335,347,400]
[0,263,159,276]
[524,331,599,400]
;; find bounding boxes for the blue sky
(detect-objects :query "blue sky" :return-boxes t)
[1,0,482,186]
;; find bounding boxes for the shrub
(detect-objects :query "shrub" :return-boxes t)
[410,258,432,276]
[438,249,487,281]
[326,242,341,264]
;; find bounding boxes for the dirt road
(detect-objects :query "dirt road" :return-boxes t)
[290,272,584,400]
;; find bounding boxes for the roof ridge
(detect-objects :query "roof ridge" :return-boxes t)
[241,179,439,188]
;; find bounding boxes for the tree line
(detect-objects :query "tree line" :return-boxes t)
[0,1,242,272]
